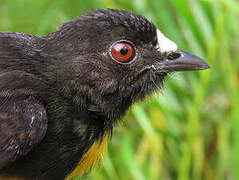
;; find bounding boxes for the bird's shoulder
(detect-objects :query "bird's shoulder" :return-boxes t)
[0,85,48,170]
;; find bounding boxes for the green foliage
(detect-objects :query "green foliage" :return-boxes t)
[1,0,238,179]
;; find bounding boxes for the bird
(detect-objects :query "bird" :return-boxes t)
[0,9,209,180]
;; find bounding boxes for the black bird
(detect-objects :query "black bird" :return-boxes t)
[0,9,209,180]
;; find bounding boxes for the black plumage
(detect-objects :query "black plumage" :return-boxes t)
[0,9,209,180]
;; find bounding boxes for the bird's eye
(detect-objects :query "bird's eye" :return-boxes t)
[110,41,135,63]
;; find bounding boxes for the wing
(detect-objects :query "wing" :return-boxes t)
[0,88,47,169]
[0,32,48,169]
[0,71,48,169]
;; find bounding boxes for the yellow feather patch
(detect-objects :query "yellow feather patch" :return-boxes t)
[66,135,108,180]
[0,176,22,180]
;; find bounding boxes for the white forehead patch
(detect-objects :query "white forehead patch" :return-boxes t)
[156,29,177,53]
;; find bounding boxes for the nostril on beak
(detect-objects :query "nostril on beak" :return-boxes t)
[159,50,210,72]
[167,52,181,60]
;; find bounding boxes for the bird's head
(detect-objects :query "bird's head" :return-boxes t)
[47,9,209,119]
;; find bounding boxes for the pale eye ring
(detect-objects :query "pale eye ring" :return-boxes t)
[110,40,136,64]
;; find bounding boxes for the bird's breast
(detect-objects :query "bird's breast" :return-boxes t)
[66,134,109,180]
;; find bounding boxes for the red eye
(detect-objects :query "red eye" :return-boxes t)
[111,41,135,63]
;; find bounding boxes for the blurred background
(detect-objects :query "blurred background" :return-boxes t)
[0,0,239,179]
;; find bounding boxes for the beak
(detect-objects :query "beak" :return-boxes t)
[158,50,210,72]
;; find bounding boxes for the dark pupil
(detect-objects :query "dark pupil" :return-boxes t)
[120,47,128,55]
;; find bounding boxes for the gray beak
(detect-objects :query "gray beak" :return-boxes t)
[159,50,210,72]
